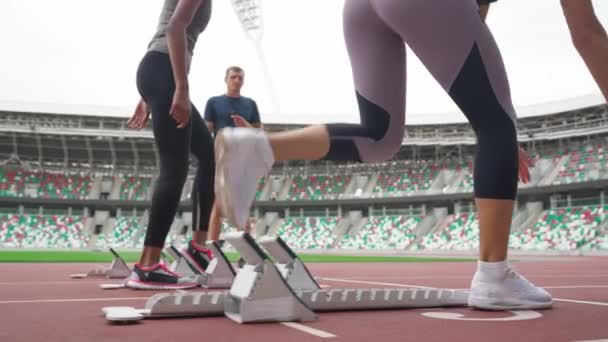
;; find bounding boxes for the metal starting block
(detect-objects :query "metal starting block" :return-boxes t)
[166,245,199,277]
[70,248,131,279]
[223,232,317,323]
[259,236,320,291]
[167,242,235,289]
[102,233,469,324]
[198,241,236,289]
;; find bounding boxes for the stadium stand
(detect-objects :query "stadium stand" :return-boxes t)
[1,103,608,253]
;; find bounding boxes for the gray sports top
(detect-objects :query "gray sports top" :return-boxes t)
[148,0,212,66]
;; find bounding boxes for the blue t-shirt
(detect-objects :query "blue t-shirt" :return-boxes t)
[203,95,261,135]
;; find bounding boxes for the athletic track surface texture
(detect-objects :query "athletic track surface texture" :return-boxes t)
[0,257,607,342]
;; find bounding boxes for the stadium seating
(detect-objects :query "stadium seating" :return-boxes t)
[287,175,351,200]
[553,145,608,185]
[413,212,479,251]
[338,215,421,250]
[372,163,441,196]
[277,216,338,249]
[1,204,606,252]
[509,205,607,251]
[0,214,88,248]
[119,176,151,201]
[95,216,144,249]
[0,168,92,199]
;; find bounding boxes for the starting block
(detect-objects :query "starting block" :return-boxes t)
[223,233,317,323]
[167,242,235,289]
[198,241,236,289]
[102,233,469,324]
[259,236,320,291]
[99,242,235,290]
[166,245,199,278]
[70,248,131,279]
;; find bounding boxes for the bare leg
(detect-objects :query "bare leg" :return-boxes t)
[139,247,163,267]
[268,125,330,161]
[192,231,208,245]
[562,0,608,101]
[479,4,489,21]
[477,199,514,261]
[207,201,222,241]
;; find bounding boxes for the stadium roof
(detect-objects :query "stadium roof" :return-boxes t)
[1,0,606,125]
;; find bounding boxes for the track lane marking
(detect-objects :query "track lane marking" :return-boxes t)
[281,323,337,338]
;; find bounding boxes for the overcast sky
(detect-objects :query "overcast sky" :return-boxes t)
[0,0,606,124]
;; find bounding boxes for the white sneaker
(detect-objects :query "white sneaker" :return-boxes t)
[468,268,553,310]
[214,127,274,227]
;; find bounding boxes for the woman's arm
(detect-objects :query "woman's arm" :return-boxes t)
[166,0,204,127]
[166,0,203,92]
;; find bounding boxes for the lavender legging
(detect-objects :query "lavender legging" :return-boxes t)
[324,0,518,199]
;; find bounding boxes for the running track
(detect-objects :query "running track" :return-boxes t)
[0,257,607,342]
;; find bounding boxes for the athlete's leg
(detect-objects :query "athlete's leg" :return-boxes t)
[138,55,191,266]
[127,51,198,289]
[561,0,608,101]
[183,106,216,271]
[189,106,215,244]
[369,0,549,310]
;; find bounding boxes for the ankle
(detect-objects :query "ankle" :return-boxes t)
[477,260,510,279]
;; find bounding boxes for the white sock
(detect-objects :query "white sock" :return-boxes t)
[477,260,510,280]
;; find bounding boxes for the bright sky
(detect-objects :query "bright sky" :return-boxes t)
[0,0,606,125]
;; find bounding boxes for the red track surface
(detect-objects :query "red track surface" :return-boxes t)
[1,257,607,342]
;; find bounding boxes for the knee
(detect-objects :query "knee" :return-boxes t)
[360,130,404,162]
[158,164,188,188]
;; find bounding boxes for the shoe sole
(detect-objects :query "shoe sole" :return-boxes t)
[125,280,199,290]
[214,131,239,227]
[469,296,553,311]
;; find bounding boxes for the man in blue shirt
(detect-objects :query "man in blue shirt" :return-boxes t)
[204,66,263,135]
[204,66,263,246]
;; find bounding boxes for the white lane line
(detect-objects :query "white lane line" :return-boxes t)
[554,298,608,306]
[0,281,107,286]
[320,277,435,289]
[281,322,337,338]
[320,274,608,281]
[574,339,608,342]
[450,285,608,291]
[422,310,542,321]
[543,285,608,289]
[0,297,148,304]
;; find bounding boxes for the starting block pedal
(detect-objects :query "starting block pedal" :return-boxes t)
[71,248,131,279]
[167,242,235,289]
[198,241,236,289]
[102,233,469,324]
[167,245,200,278]
[259,236,320,291]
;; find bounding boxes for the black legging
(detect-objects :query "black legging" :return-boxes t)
[137,51,215,248]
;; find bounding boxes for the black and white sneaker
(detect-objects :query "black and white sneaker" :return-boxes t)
[181,240,213,274]
[125,263,199,290]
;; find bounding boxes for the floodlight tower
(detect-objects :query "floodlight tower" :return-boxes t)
[231,0,280,114]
